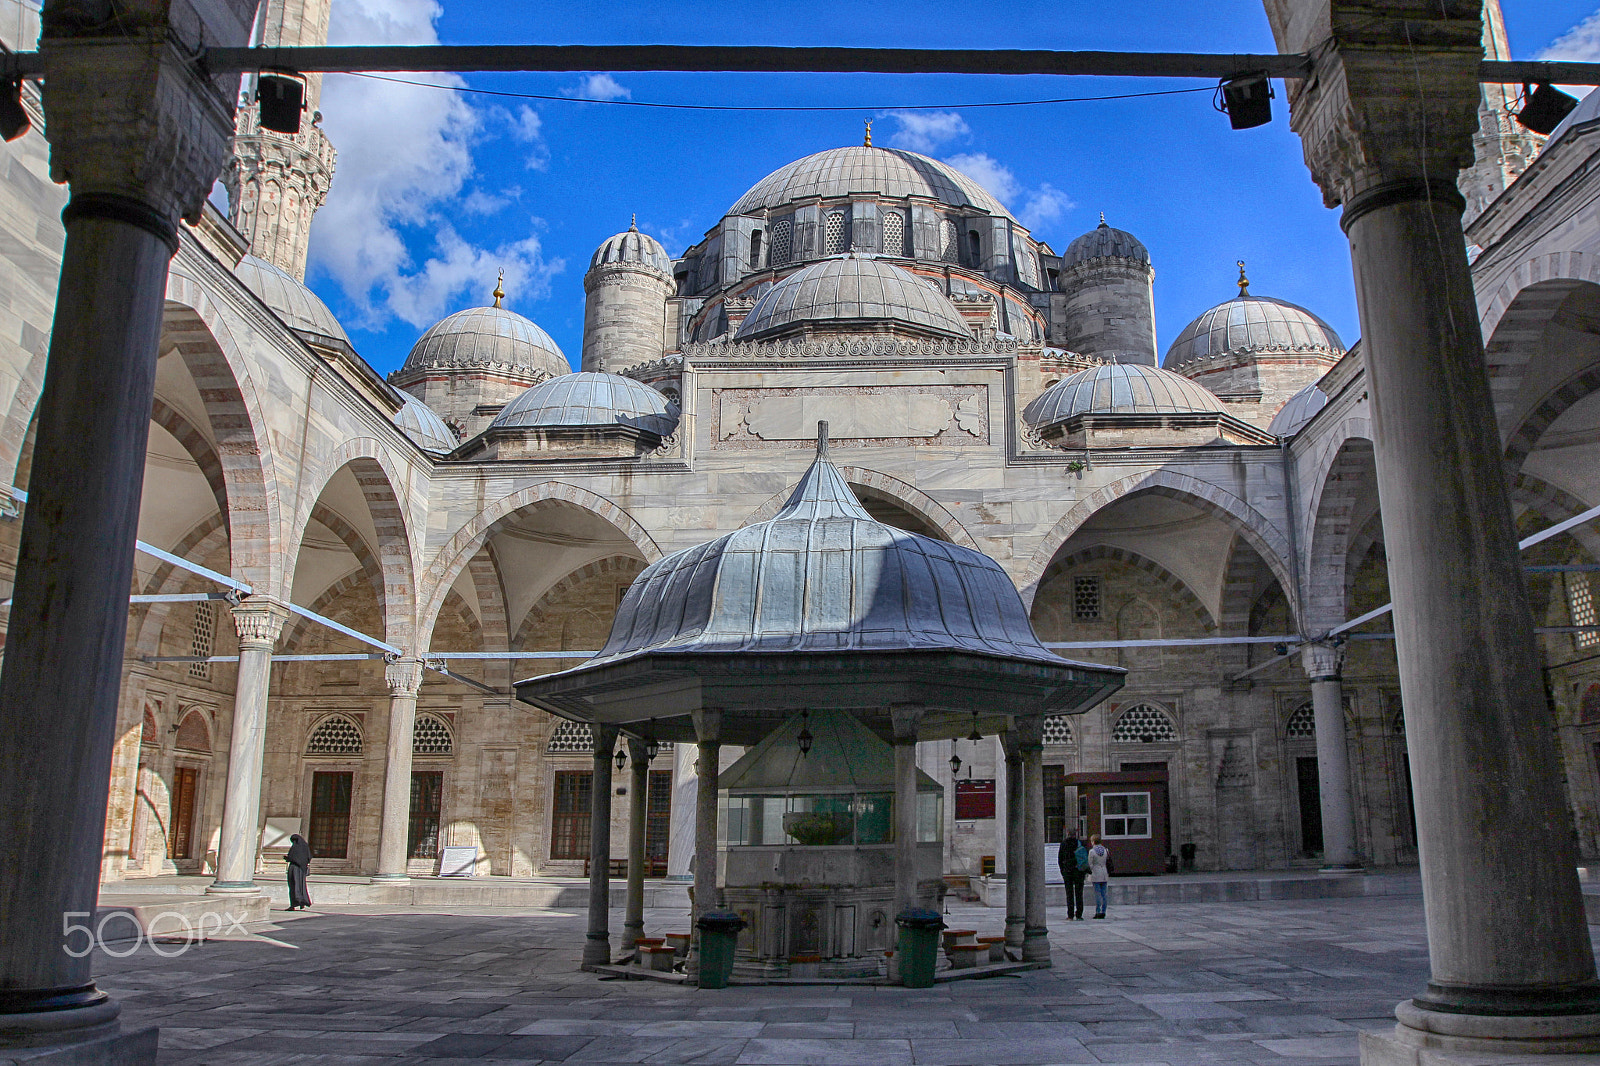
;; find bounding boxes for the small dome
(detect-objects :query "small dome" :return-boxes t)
[1268,383,1328,437]
[589,221,672,274]
[1062,218,1149,267]
[734,256,970,341]
[234,256,349,343]
[489,372,679,436]
[394,395,456,454]
[1024,362,1224,426]
[402,303,568,381]
[727,145,1011,220]
[1165,294,1345,368]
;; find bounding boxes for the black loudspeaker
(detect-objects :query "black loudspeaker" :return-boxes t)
[257,72,305,135]
[1221,75,1273,130]
[0,79,29,142]
[1516,82,1580,137]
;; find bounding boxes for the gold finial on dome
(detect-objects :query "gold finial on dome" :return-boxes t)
[492,269,505,309]
[629,213,637,231]
[1236,260,1250,298]
[864,120,872,147]
[1099,211,1107,227]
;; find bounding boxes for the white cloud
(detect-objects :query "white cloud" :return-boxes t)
[510,106,551,171]
[1019,183,1074,231]
[942,153,1075,237]
[309,0,563,329]
[569,73,631,101]
[881,110,969,153]
[942,153,1021,205]
[461,186,521,217]
[1542,9,1600,61]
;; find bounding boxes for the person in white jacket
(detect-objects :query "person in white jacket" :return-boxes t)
[1087,834,1111,918]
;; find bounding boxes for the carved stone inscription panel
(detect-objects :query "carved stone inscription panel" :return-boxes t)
[715,385,989,448]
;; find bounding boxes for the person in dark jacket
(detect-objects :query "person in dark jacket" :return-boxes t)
[285,833,312,910]
[1057,833,1087,921]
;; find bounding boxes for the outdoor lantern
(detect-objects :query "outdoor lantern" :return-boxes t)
[645,737,660,762]
[614,747,627,772]
[796,709,813,757]
[949,751,962,776]
[257,71,306,135]
[1219,74,1273,130]
[1517,82,1579,136]
[0,79,28,143]
[965,712,982,743]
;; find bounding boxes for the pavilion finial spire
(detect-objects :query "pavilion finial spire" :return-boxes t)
[1099,211,1106,226]
[629,213,637,231]
[864,120,872,147]
[1236,259,1250,298]
[492,269,505,308]
[817,420,830,458]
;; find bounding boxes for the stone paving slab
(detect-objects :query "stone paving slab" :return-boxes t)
[81,895,1600,1065]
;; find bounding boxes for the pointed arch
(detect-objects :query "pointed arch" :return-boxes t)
[1034,544,1216,632]
[1302,435,1379,633]
[150,399,230,526]
[1477,251,1600,437]
[512,555,648,649]
[130,516,231,658]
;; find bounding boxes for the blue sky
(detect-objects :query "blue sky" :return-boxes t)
[303,1,1600,378]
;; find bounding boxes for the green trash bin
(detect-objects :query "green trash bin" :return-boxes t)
[895,908,945,988]
[695,911,746,989]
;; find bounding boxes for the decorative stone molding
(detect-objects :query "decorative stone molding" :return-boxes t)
[681,335,1021,363]
[620,355,685,380]
[226,108,337,282]
[385,658,424,698]
[230,598,289,649]
[1301,643,1341,680]
[40,33,241,229]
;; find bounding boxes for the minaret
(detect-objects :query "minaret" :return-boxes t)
[582,218,675,373]
[225,0,337,280]
[1458,0,1545,229]
[1054,214,1157,365]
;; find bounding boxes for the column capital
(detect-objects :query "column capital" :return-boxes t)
[890,703,923,742]
[1272,4,1483,211]
[1013,716,1044,751]
[384,658,423,698]
[692,708,722,744]
[1300,643,1342,682]
[39,32,241,234]
[230,597,289,650]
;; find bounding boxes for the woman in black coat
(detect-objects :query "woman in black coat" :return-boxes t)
[285,833,312,911]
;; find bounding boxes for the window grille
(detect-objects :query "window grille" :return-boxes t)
[547,720,595,754]
[550,770,592,859]
[882,212,905,256]
[307,714,363,755]
[1073,575,1101,621]
[189,601,215,680]
[1111,703,1177,743]
[1567,572,1600,649]
[940,219,958,262]
[1285,702,1316,740]
[1042,716,1074,745]
[824,211,847,255]
[770,220,792,265]
[413,713,454,755]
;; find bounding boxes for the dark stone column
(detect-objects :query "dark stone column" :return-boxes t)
[623,737,650,952]
[1017,718,1049,963]
[583,723,620,968]
[891,705,923,917]
[1001,729,1025,951]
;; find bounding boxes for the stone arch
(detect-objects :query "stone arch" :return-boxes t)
[1018,470,1296,618]
[150,399,230,527]
[740,465,979,548]
[419,482,661,644]
[130,516,231,658]
[1035,544,1216,632]
[1110,701,1179,743]
[1512,472,1600,563]
[461,543,512,689]
[305,712,365,755]
[1477,252,1600,436]
[1218,536,1281,638]
[163,272,282,593]
[1503,356,1600,472]
[279,567,371,653]
[512,555,648,649]
[173,710,211,754]
[1302,434,1379,634]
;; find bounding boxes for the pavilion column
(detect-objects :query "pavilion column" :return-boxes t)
[583,723,620,968]
[623,737,650,951]
[891,704,924,917]
[1301,646,1358,869]
[1001,729,1026,950]
[373,659,423,883]
[1018,718,1049,963]
[1269,6,1600,1053]
[208,599,290,894]
[688,710,722,973]
[0,26,244,1050]
[665,740,697,881]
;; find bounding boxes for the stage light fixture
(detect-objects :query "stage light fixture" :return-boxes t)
[1219,75,1273,130]
[1516,82,1579,136]
[257,71,306,134]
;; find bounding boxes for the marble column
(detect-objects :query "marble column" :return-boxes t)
[623,737,650,951]
[892,704,923,917]
[1001,730,1026,950]
[372,659,423,883]
[0,25,245,1050]
[583,723,620,968]
[208,599,290,894]
[1018,718,1049,963]
[1266,5,1600,1051]
[1302,646,1358,869]
[691,709,722,926]
[665,741,697,881]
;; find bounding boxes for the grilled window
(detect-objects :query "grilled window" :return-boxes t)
[770,219,792,265]
[940,219,958,262]
[1042,716,1074,746]
[1111,704,1177,744]
[189,601,215,680]
[547,720,595,754]
[550,770,592,859]
[882,211,905,256]
[413,713,453,755]
[1073,576,1101,621]
[307,714,363,755]
[824,211,847,255]
[1568,573,1600,649]
[1285,702,1316,740]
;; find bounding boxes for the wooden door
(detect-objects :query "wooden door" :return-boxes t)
[408,770,443,859]
[309,771,353,858]
[169,767,198,860]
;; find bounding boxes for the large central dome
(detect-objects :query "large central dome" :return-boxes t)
[727,146,1011,219]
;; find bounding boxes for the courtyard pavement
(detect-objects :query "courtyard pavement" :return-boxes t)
[90,894,1455,1066]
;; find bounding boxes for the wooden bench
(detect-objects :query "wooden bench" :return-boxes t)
[976,935,1007,963]
[632,937,664,964]
[948,943,987,969]
[941,929,977,954]
[664,932,691,956]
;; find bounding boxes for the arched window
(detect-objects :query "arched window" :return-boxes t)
[413,713,454,756]
[547,720,595,754]
[1566,573,1599,649]
[749,229,763,268]
[824,211,847,256]
[1285,702,1316,740]
[174,710,211,754]
[189,600,215,681]
[307,714,364,756]
[940,219,959,262]
[659,386,681,408]
[1111,703,1177,744]
[1042,716,1074,746]
[770,219,792,266]
[141,706,159,747]
[882,211,905,256]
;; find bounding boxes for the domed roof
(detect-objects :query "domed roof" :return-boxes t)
[394,395,456,454]
[1024,362,1225,427]
[590,439,1069,664]
[1268,383,1329,437]
[589,220,672,274]
[401,296,568,381]
[489,372,678,436]
[1164,283,1345,369]
[234,255,349,343]
[1062,217,1149,267]
[727,145,1010,219]
[734,256,970,341]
